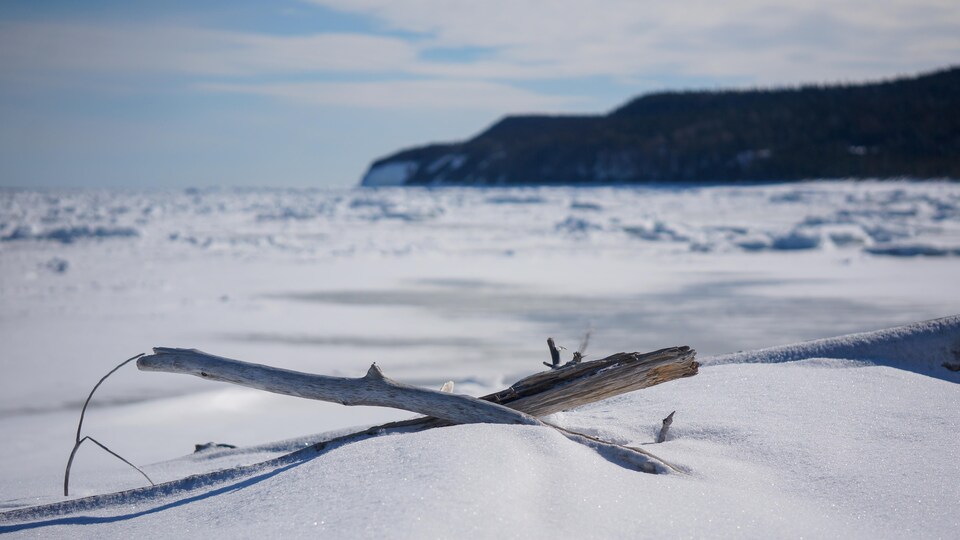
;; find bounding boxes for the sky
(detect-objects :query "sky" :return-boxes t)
[1,0,957,189]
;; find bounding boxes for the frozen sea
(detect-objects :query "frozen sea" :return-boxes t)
[1,180,959,537]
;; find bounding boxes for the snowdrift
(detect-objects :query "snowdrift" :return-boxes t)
[708,315,960,382]
[1,317,958,538]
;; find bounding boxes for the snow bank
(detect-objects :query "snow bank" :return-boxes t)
[2,182,960,537]
[2,328,958,538]
[708,315,960,382]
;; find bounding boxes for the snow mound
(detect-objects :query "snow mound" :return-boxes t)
[3,348,958,538]
[708,315,960,381]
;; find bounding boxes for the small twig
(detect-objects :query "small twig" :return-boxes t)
[64,353,150,496]
[656,411,675,443]
[547,329,593,368]
[575,328,592,363]
[544,337,562,369]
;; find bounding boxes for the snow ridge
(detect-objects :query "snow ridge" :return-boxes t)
[708,315,960,381]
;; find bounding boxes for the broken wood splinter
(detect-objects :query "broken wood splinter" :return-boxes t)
[657,411,675,443]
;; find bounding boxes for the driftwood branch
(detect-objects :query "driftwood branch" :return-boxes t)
[138,348,540,427]
[486,347,697,417]
[136,346,697,474]
[138,346,698,425]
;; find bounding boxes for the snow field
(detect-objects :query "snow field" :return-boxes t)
[1,181,959,537]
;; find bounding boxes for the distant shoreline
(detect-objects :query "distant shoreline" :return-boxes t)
[361,66,960,187]
[3,176,959,192]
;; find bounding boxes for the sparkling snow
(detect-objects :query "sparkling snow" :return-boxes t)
[1,181,959,537]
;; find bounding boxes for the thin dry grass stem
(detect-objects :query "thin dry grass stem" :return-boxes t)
[63,353,154,496]
[64,436,156,494]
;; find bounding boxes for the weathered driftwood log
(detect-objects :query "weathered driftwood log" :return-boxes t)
[138,348,539,427]
[136,346,698,474]
[138,346,698,425]
[486,347,697,417]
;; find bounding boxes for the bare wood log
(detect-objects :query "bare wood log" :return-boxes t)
[136,347,697,470]
[142,347,695,473]
[136,346,697,472]
[138,346,698,425]
[656,411,675,443]
[486,346,698,417]
[138,348,540,427]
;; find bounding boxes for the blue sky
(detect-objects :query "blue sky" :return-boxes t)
[1,0,957,188]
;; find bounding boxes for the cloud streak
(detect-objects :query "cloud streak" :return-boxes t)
[0,22,419,77]
[2,1,958,188]
[309,0,960,84]
[2,0,958,112]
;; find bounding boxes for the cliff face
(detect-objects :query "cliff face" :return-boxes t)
[360,67,960,186]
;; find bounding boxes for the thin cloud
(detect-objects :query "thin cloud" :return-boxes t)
[2,0,958,112]
[309,0,960,84]
[0,22,419,77]
[0,20,586,110]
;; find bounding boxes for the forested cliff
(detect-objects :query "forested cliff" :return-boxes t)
[361,67,960,186]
